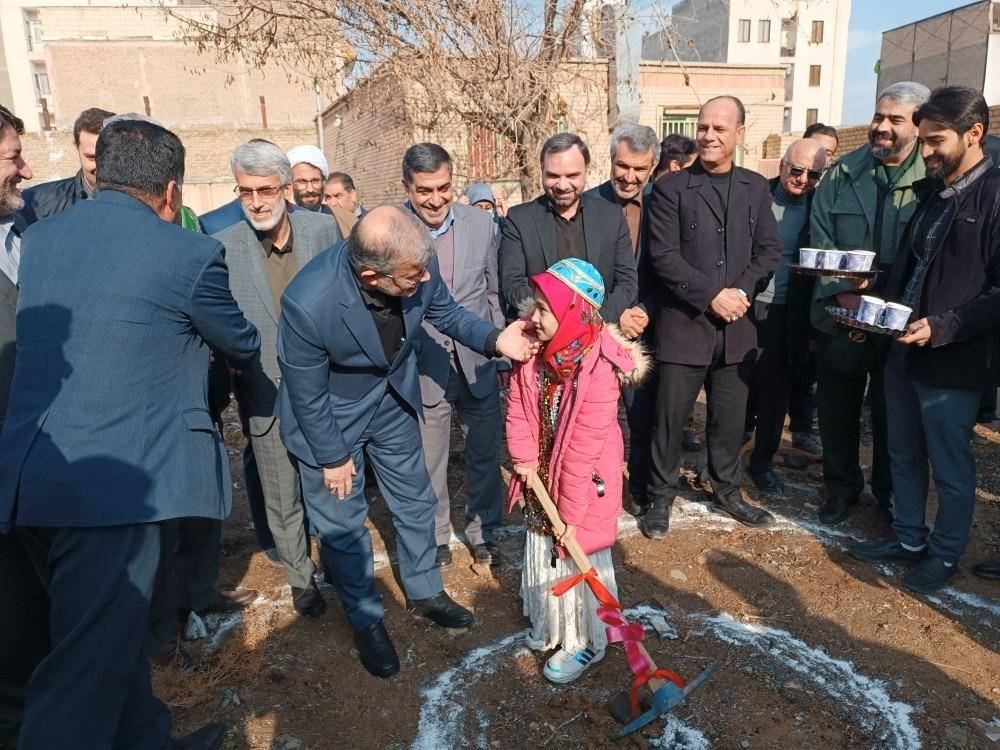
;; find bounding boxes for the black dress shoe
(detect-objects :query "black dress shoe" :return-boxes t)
[818,495,855,525]
[434,544,453,569]
[353,620,400,678]
[473,542,501,565]
[681,428,703,452]
[632,498,652,518]
[640,499,673,539]
[903,556,957,594]
[750,469,781,493]
[973,559,1000,580]
[849,538,926,564]
[176,722,227,750]
[712,491,774,527]
[291,583,327,617]
[410,591,473,628]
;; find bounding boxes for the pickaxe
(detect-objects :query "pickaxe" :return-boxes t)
[526,473,725,737]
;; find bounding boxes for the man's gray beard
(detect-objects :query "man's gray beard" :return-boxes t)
[0,191,24,217]
[242,201,285,232]
[871,135,916,161]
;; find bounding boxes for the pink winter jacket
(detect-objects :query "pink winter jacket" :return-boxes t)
[506,326,649,555]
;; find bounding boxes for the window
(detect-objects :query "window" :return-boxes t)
[806,109,819,128]
[780,17,797,56]
[661,112,698,140]
[738,19,751,43]
[809,65,821,86]
[33,71,50,97]
[785,64,795,100]
[758,19,771,43]
[811,20,824,44]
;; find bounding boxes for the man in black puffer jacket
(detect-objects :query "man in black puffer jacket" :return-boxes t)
[851,86,1000,594]
[21,107,113,225]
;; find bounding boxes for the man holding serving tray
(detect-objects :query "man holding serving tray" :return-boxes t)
[848,86,1000,593]
[807,81,929,526]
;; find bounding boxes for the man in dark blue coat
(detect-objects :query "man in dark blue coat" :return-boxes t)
[20,107,114,225]
[0,117,260,750]
[277,206,537,679]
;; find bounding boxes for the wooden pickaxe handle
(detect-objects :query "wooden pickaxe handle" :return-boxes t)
[526,472,666,693]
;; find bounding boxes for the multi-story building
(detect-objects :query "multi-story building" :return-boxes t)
[878,0,1000,105]
[647,0,851,132]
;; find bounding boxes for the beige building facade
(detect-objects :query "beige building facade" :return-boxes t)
[0,0,320,133]
[321,60,786,208]
[662,0,850,132]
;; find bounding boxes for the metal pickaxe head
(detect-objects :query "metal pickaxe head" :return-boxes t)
[614,648,728,738]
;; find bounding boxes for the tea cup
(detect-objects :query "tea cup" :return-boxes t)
[857,296,886,326]
[882,302,913,331]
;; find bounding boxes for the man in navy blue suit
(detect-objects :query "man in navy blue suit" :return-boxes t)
[277,205,537,678]
[0,117,260,750]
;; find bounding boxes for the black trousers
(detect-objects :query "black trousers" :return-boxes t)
[16,523,172,750]
[648,334,752,503]
[626,366,658,505]
[746,302,790,474]
[0,533,49,749]
[815,330,892,502]
[746,301,819,473]
[148,517,222,658]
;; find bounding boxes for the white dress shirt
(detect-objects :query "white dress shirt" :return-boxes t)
[0,218,18,285]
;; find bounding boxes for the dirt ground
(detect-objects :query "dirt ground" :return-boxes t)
[157,402,1000,750]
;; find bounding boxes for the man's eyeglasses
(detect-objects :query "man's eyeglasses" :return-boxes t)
[235,184,284,201]
[787,165,824,181]
[379,268,426,290]
[293,178,324,189]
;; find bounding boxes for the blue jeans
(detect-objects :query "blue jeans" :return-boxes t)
[885,346,981,563]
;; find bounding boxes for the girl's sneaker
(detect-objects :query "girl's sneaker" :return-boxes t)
[542,646,605,684]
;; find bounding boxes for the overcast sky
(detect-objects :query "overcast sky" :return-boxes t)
[843,0,975,125]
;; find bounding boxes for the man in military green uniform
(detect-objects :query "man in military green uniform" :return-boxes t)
[809,81,929,525]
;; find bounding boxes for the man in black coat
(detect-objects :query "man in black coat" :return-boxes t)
[642,96,782,538]
[499,132,637,323]
[20,107,114,225]
[850,86,1000,594]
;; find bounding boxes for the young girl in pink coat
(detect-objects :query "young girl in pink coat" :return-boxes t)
[506,258,649,684]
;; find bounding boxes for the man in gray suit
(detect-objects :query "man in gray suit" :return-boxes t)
[402,144,506,569]
[215,141,342,617]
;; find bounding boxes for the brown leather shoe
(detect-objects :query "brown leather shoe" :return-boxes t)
[197,588,258,616]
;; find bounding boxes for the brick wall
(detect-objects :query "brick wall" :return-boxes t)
[44,41,317,132]
[19,125,318,215]
[320,60,786,208]
[322,77,412,206]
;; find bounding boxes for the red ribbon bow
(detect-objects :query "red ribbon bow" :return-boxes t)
[550,564,687,718]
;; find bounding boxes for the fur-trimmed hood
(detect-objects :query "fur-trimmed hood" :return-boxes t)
[516,296,652,389]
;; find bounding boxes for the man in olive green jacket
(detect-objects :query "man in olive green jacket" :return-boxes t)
[809,81,928,526]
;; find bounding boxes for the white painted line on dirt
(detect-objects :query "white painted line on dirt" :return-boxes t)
[688,612,920,750]
[412,603,921,749]
[411,626,707,750]
[649,715,711,750]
